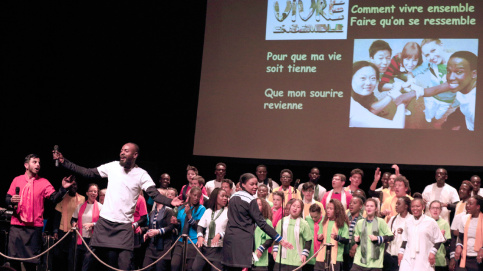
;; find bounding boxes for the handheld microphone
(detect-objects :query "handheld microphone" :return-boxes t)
[294,179,301,193]
[14,187,20,209]
[54,145,60,167]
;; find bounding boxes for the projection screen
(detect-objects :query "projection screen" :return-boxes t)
[194,0,482,166]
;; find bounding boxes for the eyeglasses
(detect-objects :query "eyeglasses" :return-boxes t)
[281,176,292,179]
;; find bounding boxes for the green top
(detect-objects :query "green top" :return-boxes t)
[275,217,313,266]
[254,219,273,267]
[353,217,393,268]
[317,220,349,262]
[435,218,451,267]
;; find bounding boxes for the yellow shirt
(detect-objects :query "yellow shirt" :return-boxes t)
[381,188,396,204]
[55,193,85,232]
[268,186,302,208]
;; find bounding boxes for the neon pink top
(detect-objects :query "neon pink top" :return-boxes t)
[8,174,55,227]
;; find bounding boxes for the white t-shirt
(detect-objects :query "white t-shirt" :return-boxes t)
[97,161,156,223]
[422,183,460,223]
[458,214,479,257]
[197,208,228,247]
[400,215,445,271]
[455,87,476,131]
[205,179,236,196]
[451,212,467,232]
[297,182,326,201]
[73,202,103,238]
[387,214,412,256]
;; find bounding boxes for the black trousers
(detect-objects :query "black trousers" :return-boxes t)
[82,246,133,271]
[52,230,75,271]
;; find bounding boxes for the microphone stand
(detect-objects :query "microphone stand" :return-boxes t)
[325,243,334,270]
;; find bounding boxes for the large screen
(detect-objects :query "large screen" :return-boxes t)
[194,0,482,167]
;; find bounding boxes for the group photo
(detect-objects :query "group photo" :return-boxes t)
[350,38,478,130]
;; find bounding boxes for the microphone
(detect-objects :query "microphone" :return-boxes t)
[54,145,60,167]
[14,187,20,209]
[294,179,301,193]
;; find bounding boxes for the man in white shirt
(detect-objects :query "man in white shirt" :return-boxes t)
[205,162,230,196]
[422,168,460,223]
[297,167,326,201]
[470,175,483,196]
[255,165,279,193]
[53,143,183,270]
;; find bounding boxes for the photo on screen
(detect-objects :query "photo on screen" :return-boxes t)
[350,38,478,131]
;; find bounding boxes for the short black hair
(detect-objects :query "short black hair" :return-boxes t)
[449,51,478,71]
[369,40,392,58]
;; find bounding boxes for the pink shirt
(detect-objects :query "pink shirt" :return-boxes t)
[321,190,352,209]
[8,174,56,227]
[133,195,148,222]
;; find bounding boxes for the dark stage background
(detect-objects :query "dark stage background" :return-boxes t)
[1,0,482,210]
